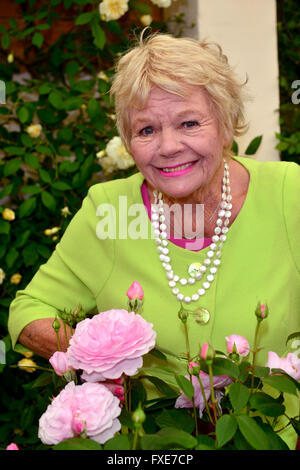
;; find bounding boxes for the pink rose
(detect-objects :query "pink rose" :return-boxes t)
[6,443,19,450]
[266,351,300,381]
[126,281,144,300]
[175,370,232,417]
[49,351,72,376]
[38,381,121,445]
[225,334,250,357]
[67,309,156,382]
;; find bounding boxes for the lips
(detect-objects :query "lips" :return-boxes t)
[156,160,197,177]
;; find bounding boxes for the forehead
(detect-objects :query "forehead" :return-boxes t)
[129,86,212,125]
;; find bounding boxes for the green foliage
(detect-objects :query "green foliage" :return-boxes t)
[276,1,300,164]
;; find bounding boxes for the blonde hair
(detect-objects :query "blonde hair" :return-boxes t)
[110,31,248,156]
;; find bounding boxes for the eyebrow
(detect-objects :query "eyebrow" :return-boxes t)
[131,109,206,128]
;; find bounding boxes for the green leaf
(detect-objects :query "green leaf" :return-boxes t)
[148,348,168,362]
[244,135,263,155]
[216,414,237,448]
[24,153,40,169]
[228,382,250,413]
[0,184,14,199]
[236,415,270,450]
[21,185,42,195]
[36,145,54,156]
[253,365,270,377]
[39,169,52,183]
[75,12,95,25]
[258,422,289,450]
[195,435,216,450]
[39,83,52,95]
[5,247,19,268]
[22,243,39,266]
[48,91,64,109]
[210,357,240,379]
[1,33,10,49]
[4,158,22,176]
[17,106,30,124]
[262,375,298,396]
[4,146,25,155]
[174,374,194,400]
[231,140,239,155]
[41,191,56,211]
[286,331,300,345]
[155,409,195,434]
[140,427,197,450]
[51,181,71,190]
[104,434,132,450]
[37,244,51,259]
[32,32,44,48]
[18,197,37,218]
[140,375,178,398]
[238,361,251,382]
[249,392,285,417]
[91,22,106,49]
[87,98,100,121]
[53,437,102,450]
[0,220,10,235]
[57,128,73,142]
[31,371,53,388]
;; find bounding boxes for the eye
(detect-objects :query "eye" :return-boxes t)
[182,120,199,128]
[139,126,154,136]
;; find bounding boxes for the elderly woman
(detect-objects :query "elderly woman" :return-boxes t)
[8,33,300,448]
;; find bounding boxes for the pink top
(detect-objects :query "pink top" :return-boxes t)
[141,181,212,252]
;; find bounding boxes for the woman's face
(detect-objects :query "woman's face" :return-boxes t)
[129,86,230,202]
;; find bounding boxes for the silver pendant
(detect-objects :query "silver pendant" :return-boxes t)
[188,262,202,278]
[194,308,210,325]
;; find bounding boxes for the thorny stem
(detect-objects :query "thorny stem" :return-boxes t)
[208,363,218,424]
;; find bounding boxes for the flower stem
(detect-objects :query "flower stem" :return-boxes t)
[197,374,214,425]
[63,322,69,347]
[132,430,138,450]
[251,321,261,393]
[183,322,191,361]
[208,363,218,424]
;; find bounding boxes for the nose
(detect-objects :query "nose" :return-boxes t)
[158,127,184,157]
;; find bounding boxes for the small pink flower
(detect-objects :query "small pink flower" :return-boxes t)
[261,304,266,318]
[6,443,19,450]
[126,281,144,300]
[49,351,72,376]
[266,351,300,381]
[67,309,156,382]
[200,343,209,359]
[38,381,121,445]
[225,334,250,357]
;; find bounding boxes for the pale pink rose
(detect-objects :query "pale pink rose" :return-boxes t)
[6,443,19,450]
[49,351,72,376]
[67,309,156,382]
[266,351,300,381]
[225,334,250,357]
[126,281,144,300]
[175,370,232,417]
[38,381,121,445]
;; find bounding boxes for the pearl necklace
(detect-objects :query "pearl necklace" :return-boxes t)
[151,159,232,305]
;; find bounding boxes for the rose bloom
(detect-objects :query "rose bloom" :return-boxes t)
[38,381,121,445]
[151,0,172,7]
[266,351,300,381]
[67,309,156,382]
[175,370,232,417]
[140,14,152,26]
[10,273,22,285]
[225,334,250,357]
[99,0,129,22]
[49,351,71,376]
[2,208,15,221]
[6,443,19,450]
[126,281,144,300]
[26,123,42,138]
[105,136,135,170]
[18,358,37,373]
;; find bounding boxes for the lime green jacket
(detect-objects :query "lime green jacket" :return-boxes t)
[8,156,300,448]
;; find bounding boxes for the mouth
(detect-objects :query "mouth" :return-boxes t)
[157,161,197,177]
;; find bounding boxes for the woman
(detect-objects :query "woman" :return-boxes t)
[8,32,300,448]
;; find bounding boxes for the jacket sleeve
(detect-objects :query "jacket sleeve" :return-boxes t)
[283,161,300,276]
[8,183,115,348]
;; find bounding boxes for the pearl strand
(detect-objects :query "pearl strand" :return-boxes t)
[151,159,232,304]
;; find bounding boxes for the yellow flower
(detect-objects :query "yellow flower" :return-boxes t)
[10,273,22,285]
[61,206,71,217]
[105,136,135,170]
[7,53,14,63]
[21,350,34,359]
[140,14,152,26]
[2,208,15,221]
[99,0,129,21]
[96,150,106,159]
[26,124,42,138]
[97,71,109,82]
[44,227,61,236]
[0,268,5,285]
[18,358,38,373]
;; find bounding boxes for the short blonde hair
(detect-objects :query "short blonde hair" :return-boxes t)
[110,31,248,155]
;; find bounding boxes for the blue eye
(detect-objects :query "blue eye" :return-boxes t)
[182,121,199,128]
[140,126,154,135]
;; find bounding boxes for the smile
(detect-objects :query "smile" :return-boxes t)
[157,161,197,177]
